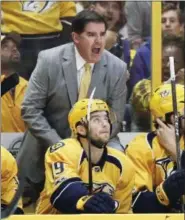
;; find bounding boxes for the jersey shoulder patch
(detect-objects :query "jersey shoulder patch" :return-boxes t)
[49,141,65,153]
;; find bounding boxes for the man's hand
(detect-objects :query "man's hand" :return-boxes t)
[156,118,177,161]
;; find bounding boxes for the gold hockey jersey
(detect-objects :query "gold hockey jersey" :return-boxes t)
[36,138,135,214]
[1,146,22,210]
[126,132,184,192]
[2,1,76,34]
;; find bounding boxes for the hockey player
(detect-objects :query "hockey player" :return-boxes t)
[126,83,185,213]
[36,99,135,214]
[1,146,24,214]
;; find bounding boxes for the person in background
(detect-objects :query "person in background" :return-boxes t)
[89,1,126,33]
[162,3,184,36]
[89,1,130,64]
[129,79,151,132]
[1,33,28,132]
[162,34,184,82]
[20,10,128,199]
[124,1,151,50]
[1,146,24,214]
[36,99,135,214]
[128,5,184,95]
[1,1,76,79]
[126,84,185,213]
[127,37,151,96]
[175,68,184,85]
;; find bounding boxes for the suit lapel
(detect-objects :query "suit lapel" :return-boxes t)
[62,44,78,106]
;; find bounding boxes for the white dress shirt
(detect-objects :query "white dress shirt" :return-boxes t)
[74,46,94,90]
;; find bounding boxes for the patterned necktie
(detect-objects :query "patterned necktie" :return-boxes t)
[78,63,92,100]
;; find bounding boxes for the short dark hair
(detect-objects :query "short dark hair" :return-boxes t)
[1,32,21,47]
[71,9,107,34]
[163,34,185,59]
[162,3,184,24]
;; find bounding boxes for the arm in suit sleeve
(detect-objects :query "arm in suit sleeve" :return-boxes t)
[108,60,127,139]
[21,51,61,146]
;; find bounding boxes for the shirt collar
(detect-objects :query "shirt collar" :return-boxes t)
[74,45,94,71]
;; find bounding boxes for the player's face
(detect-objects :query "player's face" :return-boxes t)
[92,2,121,30]
[162,10,183,35]
[162,45,184,81]
[72,22,106,63]
[89,111,110,144]
[1,40,20,67]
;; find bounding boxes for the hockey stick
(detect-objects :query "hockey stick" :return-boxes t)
[87,87,96,195]
[169,57,182,170]
[169,57,184,212]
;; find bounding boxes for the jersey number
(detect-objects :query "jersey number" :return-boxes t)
[52,162,64,178]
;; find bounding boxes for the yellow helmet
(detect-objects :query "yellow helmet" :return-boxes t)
[131,79,151,112]
[150,83,184,121]
[68,99,110,135]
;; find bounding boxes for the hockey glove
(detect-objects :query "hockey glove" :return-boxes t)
[76,192,116,213]
[156,169,185,206]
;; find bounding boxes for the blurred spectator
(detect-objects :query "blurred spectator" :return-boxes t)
[89,1,126,32]
[124,1,151,49]
[1,1,76,79]
[129,79,151,132]
[162,34,184,82]
[162,3,184,36]
[128,37,151,97]
[75,1,91,13]
[1,33,28,132]
[1,146,23,214]
[175,68,185,84]
[89,2,131,67]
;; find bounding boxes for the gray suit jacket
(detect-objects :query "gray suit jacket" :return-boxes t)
[21,43,127,183]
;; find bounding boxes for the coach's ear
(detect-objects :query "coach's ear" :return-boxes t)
[72,32,80,44]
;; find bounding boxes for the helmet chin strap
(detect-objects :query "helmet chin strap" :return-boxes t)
[89,137,107,149]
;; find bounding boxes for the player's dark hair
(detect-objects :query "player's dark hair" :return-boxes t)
[72,10,107,34]
[163,34,185,60]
